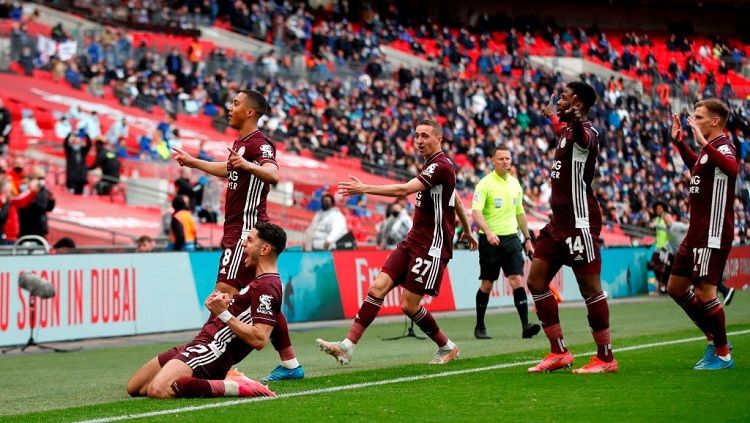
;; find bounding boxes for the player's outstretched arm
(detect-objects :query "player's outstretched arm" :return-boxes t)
[173,147,229,178]
[338,176,425,198]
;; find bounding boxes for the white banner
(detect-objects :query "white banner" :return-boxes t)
[36,35,57,65]
[57,40,78,61]
[0,253,205,347]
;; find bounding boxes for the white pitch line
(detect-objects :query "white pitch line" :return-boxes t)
[79,329,750,423]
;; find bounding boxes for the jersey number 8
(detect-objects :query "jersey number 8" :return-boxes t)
[222,248,232,267]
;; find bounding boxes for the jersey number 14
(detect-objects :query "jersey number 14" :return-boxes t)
[565,236,584,255]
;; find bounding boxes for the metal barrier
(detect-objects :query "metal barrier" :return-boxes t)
[47,215,137,245]
[0,245,51,255]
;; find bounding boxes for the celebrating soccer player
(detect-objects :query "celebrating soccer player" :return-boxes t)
[316,119,478,365]
[126,222,286,399]
[172,89,303,381]
[667,99,738,370]
[526,82,618,374]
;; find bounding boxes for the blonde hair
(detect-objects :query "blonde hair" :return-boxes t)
[695,98,729,127]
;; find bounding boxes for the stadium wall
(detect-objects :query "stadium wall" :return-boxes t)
[0,245,746,347]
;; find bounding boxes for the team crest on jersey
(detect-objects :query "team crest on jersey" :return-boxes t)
[421,163,438,178]
[699,154,708,164]
[717,145,733,156]
[559,137,567,148]
[260,144,274,159]
[237,146,246,157]
[257,294,273,315]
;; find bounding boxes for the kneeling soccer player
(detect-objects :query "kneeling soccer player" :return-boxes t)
[126,222,286,398]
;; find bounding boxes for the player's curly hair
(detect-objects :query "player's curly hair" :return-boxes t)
[255,221,287,255]
[567,81,597,112]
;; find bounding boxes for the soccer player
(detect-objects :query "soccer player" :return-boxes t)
[527,82,618,374]
[316,119,478,365]
[126,222,286,398]
[471,146,540,339]
[172,89,303,381]
[667,99,738,370]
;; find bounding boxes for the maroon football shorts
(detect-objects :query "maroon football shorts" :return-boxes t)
[158,340,231,380]
[381,243,449,296]
[533,224,602,275]
[670,243,730,286]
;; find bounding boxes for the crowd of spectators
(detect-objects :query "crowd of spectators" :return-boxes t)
[40,0,213,33]
[26,0,750,100]
[3,2,750,244]
[28,1,750,93]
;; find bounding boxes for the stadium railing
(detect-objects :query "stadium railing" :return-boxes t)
[46,215,137,245]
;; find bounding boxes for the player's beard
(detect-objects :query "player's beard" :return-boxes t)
[244,250,259,269]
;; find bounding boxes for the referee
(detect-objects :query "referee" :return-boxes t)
[471,146,540,339]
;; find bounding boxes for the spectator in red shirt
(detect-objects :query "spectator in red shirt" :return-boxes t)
[0,159,39,244]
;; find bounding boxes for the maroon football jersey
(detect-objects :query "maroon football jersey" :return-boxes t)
[224,130,278,241]
[549,121,602,230]
[401,151,457,260]
[194,273,282,364]
[684,135,736,249]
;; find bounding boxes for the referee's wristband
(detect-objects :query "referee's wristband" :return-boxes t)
[524,238,531,243]
[217,310,234,323]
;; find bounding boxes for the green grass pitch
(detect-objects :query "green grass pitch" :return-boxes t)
[1,294,749,422]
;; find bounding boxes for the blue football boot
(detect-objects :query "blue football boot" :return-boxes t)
[261,365,305,381]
